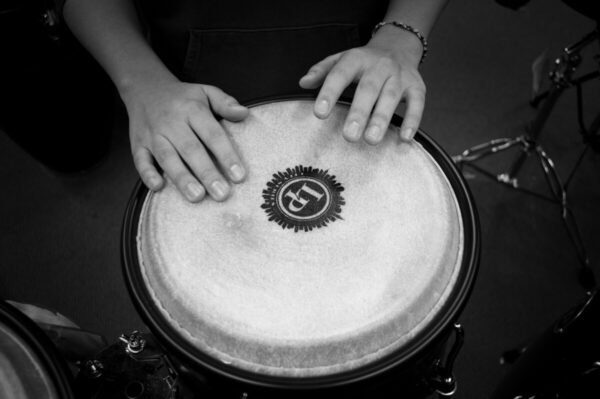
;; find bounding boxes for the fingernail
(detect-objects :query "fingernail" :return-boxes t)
[186,182,204,200]
[345,121,360,140]
[211,180,228,199]
[401,127,415,141]
[315,99,329,115]
[229,164,245,181]
[366,126,382,142]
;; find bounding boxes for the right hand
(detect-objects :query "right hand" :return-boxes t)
[122,79,249,202]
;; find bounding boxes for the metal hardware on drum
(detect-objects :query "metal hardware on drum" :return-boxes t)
[453,27,600,290]
[81,359,104,379]
[75,330,180,399]
[427,324,464,397]
[120,330,147,354]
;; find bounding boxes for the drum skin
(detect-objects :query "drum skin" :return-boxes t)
[122,98,480,397]
[0,300,74,399]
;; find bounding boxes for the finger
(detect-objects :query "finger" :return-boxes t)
[364,79,403,145]
[168,127,231,202]
[314,54,362,119]
[299,52,343,89]
[399,86,425,141]
[152,135,206,202]
[188,111,246,185]
[133,147,164,191]
[343,70,385,142]
[203,85,249,122]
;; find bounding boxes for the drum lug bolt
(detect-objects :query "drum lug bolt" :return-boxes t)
[83,359,104,378]
[427,323,464,397]
[119,330,146,354]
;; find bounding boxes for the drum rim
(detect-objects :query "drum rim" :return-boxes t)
[121,96,480,391]
[0,300,75,399]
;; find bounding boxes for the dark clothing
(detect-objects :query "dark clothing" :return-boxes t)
[137,0,389,103]
[0,2,114,173]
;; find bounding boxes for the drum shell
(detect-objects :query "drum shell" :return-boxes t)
[121,98,480,397]
[171,327,454,398]
[0,300,75,399]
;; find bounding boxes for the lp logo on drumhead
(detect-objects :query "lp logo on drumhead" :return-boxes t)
[262,165,345,232]
[280,179,329,219]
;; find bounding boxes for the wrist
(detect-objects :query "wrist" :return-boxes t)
[117,67,178,104]
[369,23,425,67]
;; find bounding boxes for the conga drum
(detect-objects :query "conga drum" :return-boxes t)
[0,300,74,399]
[122,98,480,397]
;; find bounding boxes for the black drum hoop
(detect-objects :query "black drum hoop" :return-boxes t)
[0,300,75,399]
[121,96,480,392]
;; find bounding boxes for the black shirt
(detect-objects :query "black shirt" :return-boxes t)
[137,0,389,102]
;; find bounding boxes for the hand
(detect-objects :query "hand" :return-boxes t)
[299,33,425,144]
[122,79,249,202]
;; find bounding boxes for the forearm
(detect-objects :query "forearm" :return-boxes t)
[62,0,176,98]
[370,0,449,63]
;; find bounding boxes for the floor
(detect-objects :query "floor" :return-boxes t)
[1,0,599,398]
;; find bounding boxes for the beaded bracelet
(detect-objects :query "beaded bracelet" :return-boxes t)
[371,21,428,64]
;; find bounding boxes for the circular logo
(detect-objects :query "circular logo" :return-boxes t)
[261,165,345,232]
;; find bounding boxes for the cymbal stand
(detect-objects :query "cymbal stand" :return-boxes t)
[452,27,600,290]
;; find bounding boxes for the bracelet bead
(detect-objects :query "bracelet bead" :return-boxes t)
[372,21,428,64]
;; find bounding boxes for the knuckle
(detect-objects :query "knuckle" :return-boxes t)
[129,129,146,147]
[152,145,173,164]
[348,47,367,59]
[412,80,426,94]
[348,110,368,124]
[411,86,426,102]
[408,76,426,91]
[181,101,200,114]
[404,112,421,126]
[179,140,204,159]
[200,84,215,92]
[357,77,379,94]
[383,87,403,102]
[199,126,224,144]
[197,167,221,185]
[173,171,192,188]
[188,83,208,97]
[370,112,389,127]
[328,67,351,83]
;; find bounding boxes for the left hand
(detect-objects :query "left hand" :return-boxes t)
[299,37,425,144]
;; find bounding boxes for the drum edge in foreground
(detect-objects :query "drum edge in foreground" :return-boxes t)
[0,300,75,399]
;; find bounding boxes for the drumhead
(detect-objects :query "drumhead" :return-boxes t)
[0,301,73,399]
[124,98,479,386]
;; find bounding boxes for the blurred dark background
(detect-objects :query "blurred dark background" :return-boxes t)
[1,0,599,398]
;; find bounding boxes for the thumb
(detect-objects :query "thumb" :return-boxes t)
[203,85,249,121]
